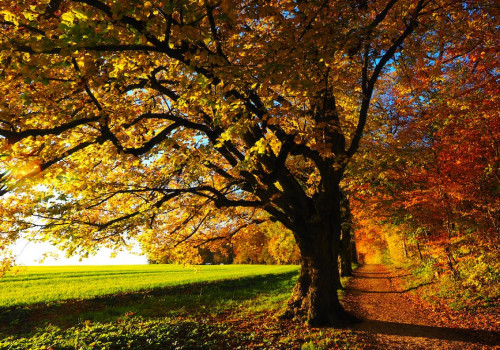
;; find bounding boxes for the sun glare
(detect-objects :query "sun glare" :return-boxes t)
[10,161,41,180]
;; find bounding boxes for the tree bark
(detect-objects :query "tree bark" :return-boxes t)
[351,241,358,264]
[340,193,353,277]
[283,232,351,326]
[416,240,423,261]
[281,187,358,327]
[340,228,353,277]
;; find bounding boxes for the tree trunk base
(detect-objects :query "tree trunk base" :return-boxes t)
[280,303,361,328]
[280,273,362,328]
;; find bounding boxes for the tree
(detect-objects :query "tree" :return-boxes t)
[345,1,498,297]
[0,0,492,326]
[339,191,354,277]
[353,0,499,244]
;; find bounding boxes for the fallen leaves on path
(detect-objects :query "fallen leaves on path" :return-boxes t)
[343,264,499,349]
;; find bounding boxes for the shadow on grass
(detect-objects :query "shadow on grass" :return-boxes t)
[354,319,500,347]
[0,271,298,336]
[2,269,189,283]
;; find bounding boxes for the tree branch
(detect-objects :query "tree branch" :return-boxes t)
[347,0,426,158]
[72,58,103,112]
[0,117,99,144]
[194,219,266,248]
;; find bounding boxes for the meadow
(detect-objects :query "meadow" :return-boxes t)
[0,264,298,307]
[0,264,358,349]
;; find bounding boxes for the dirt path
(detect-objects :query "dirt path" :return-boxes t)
[343,264,499,349]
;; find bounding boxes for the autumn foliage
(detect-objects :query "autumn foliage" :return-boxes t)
[0,0,497,326]
[348,4,499,303]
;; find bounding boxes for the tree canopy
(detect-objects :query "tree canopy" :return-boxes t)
[0,0,497,326]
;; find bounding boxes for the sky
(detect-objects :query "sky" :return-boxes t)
[11,239,148,266]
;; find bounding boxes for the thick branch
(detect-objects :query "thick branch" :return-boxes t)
[205,2,224,56]
[0,117,99,144]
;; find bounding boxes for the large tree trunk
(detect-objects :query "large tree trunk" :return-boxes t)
[283,230,349,326]
[281,187,358,327]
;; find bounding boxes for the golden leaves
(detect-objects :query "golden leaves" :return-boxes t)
[0,0,495,267]
[0,10,19,26]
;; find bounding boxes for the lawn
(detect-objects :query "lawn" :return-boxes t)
[0,264,358,349]
[0,264,298,307]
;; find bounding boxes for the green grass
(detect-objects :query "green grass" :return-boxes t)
[0,264,298,308]
[0,264,358,349]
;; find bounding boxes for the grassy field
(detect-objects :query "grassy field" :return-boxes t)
[0,264,298,307]
[0,264,358,349]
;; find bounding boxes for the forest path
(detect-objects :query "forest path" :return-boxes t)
[343,264,499,349]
